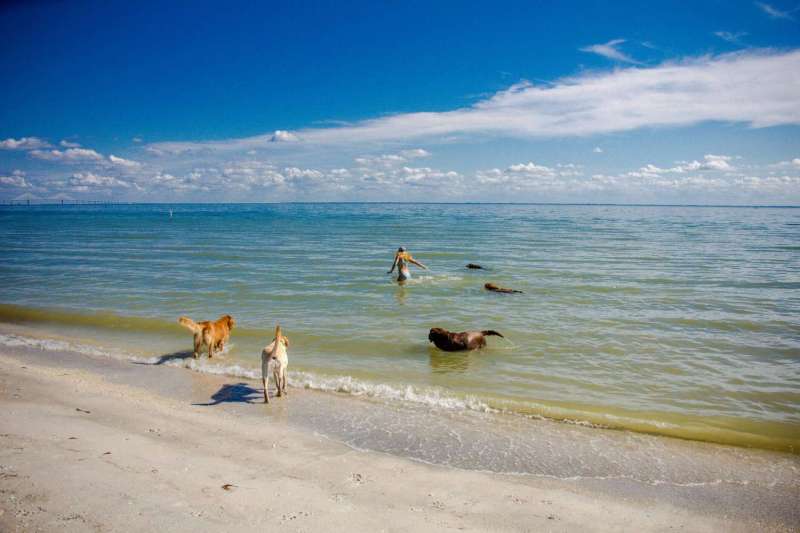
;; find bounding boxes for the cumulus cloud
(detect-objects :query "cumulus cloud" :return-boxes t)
[475,161,583,188]
[30,148,104,162]
[0,170,31,188]
[0,137,51,150]
[627,155,735,177]
[593,147,604,153]
[770,157,800,168]
[59,140,81,148]
[147,49,800,153]
[270,130,299,142]
[579,39,641,64]
[399,148,431,159]
[108,154,142,168]
[69,172,131,189]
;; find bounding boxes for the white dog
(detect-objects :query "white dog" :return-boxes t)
[262,324,289,403]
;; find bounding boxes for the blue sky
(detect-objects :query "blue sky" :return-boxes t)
[1,0,799,203]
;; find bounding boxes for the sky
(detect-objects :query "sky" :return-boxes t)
[1,0,799,204]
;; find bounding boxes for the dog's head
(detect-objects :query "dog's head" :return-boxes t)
[428,327,449,343]
[484,283,497,290]
[222,315,235,330]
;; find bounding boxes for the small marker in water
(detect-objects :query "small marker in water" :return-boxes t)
[169,209,173,218]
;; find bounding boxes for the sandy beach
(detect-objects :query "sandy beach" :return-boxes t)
[1,338,797,532]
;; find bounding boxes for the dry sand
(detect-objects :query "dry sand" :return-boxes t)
[0,349,797,532]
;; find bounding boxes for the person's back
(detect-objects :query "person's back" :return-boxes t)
[388,247,427,282]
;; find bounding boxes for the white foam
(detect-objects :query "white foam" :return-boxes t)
[0,331,586,425]
[288,371,496,413]
[0,333,129,359]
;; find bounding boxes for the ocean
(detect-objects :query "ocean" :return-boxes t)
[0,203,798,452]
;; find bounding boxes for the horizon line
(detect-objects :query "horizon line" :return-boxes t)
[1,201,798,209]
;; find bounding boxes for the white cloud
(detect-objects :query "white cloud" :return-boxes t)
[270,130,299,142]
[399,148,431,159]
[69,172,131,189]
[0,170,31,188]
[755,2,795,20]
[355,153,406,168]
[108,154,142,168]
[0,137,50,150]
[593,146,604,153]
[30,148,104,162]
[132,136,143,143]
[694,154,734,171]
[628,154,735,177]
[284,167,324,180]
[147,49,800,153]
[59,140,81,148]
[579,39,640,64]
[475,161,585,189]
[714,31,748,45]
[771,157,800,168]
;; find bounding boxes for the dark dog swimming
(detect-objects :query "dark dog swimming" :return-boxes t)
[428,327,504,351]
[484,282,523,294]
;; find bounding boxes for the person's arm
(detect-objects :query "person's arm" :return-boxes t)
[387,254,398,274]
[409,257,428,270]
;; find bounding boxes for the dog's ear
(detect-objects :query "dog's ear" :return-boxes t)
[283,336,289,347]
[227,316,235,328]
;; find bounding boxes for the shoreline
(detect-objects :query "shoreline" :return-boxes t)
[1,312,798,455]
[0,338,798,531]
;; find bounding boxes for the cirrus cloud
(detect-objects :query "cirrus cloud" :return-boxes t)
[147,49,800,154]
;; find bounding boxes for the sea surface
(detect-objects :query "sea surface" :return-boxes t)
[0,203,798,452]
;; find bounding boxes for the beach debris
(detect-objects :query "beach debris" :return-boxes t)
[75,408,91,414]
[221,483,236,491]
[102,451,111,455]
[466,263,483,269]
[484,282,523,294]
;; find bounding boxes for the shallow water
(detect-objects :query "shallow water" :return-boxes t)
[0,203,798,451]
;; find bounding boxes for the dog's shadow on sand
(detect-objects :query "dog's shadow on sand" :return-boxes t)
[193,383,263,406]
[131,349,195,366]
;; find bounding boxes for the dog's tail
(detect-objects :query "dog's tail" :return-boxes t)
[178,316,202,334]
[482,330,504,338]
[274,324,283,344]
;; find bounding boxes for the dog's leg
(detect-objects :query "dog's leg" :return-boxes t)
[193,334,201,359]
[261,354,270,404]
[274,366,282,397]
[281,369,288,396]
[206,333,214,359]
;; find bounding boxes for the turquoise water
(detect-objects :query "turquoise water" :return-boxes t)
[0,203,798,451]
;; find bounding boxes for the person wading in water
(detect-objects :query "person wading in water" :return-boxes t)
[387,247,428,283]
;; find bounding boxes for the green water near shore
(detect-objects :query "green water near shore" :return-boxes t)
[1,203,798,452]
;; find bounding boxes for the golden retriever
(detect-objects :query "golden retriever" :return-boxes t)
[178,314,235,359]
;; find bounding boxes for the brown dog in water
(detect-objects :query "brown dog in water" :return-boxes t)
[178,314,235,359]
[428,327,504,351]
[484,282,523,294]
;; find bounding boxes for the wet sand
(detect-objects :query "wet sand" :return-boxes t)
[0,342,798,532]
